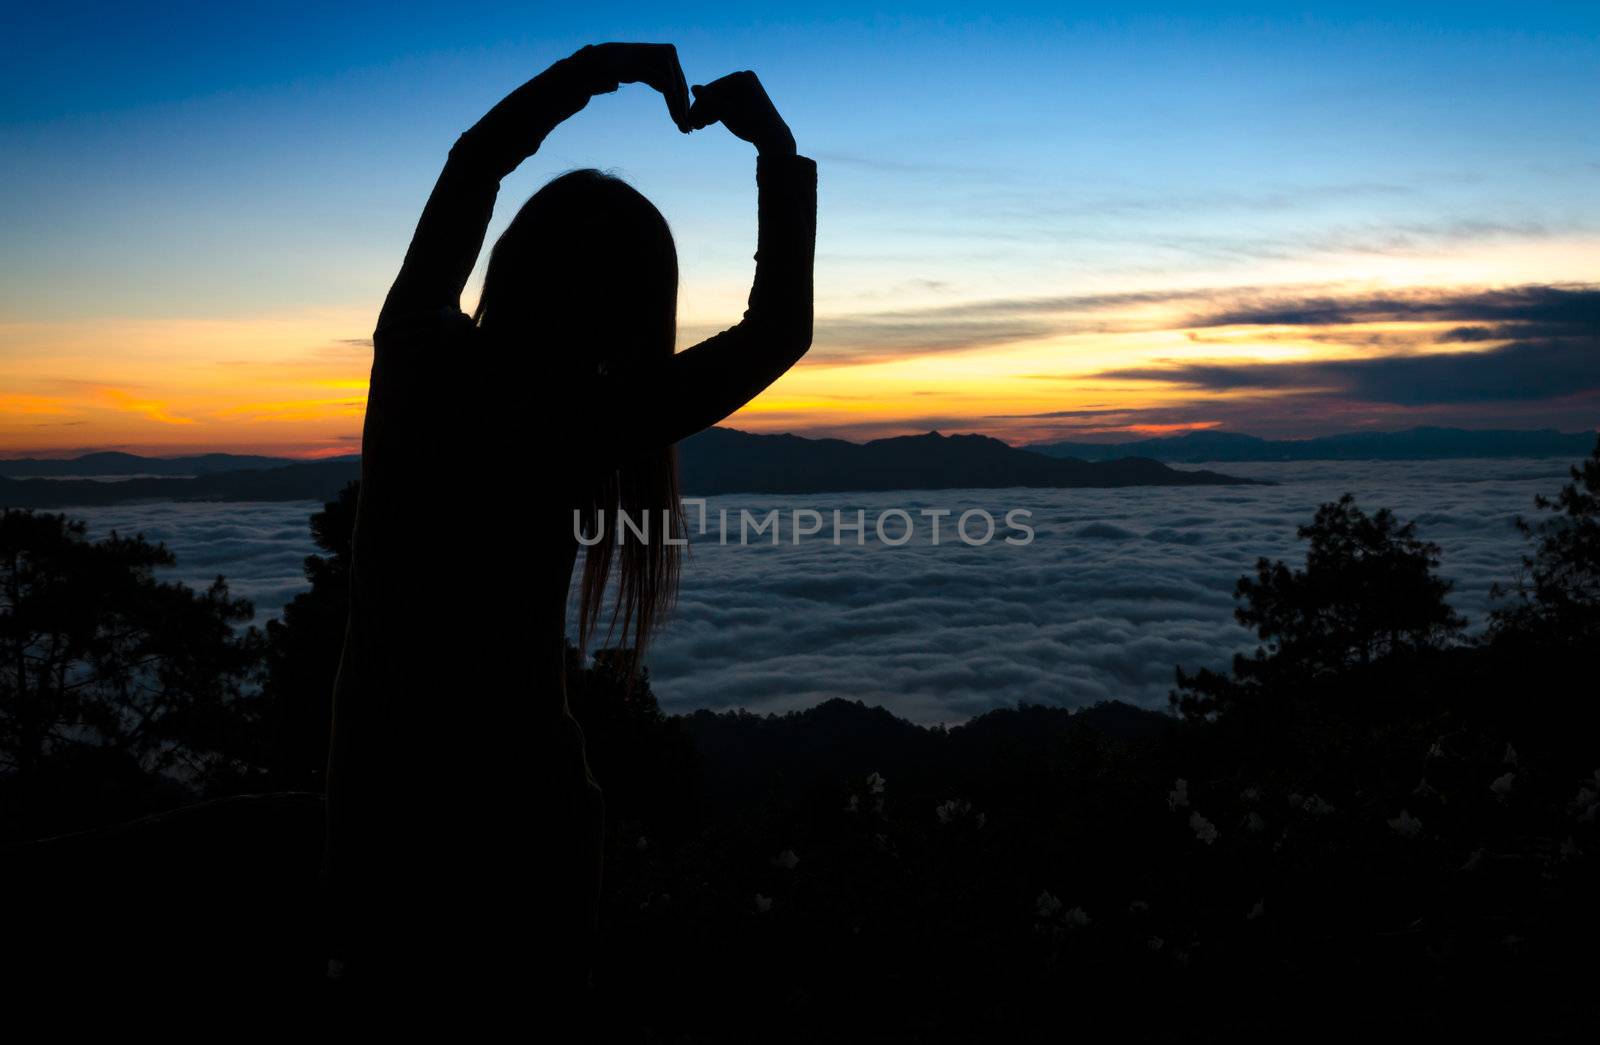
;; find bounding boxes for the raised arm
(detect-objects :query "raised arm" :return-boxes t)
[584,72,817,464]
[376,44,691,331]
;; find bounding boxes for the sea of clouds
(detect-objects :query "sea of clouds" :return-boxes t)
[66,457,1578,724]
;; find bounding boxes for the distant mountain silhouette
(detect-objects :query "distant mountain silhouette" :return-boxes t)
[1,430,1257,508]
[1029,426,1596,463]
[0,451,321,478]
[675,427,1259,494]
[0,459,363,508]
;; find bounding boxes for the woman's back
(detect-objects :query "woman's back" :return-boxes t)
[327,316,595,988]
[324,44,815,1003]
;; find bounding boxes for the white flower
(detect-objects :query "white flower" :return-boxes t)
[936,798,974,824]
[1246,900,1265,921]
[1190,811,1219,845]
[1147,936,1165,951]
[1287,792,1304,809]
[1490,772,1515,798]
[1303,794,1335,817]
[1032,893,1088,931]
[1573,786,1598,812]
[1168,778,1190,811]
[636,836,649,851]
[866,772,886,795]
[1426,741,1445,759]
[1503,743,1518,766]
[1244,811,1265,834]
[1388,809,1423,837]
[772,848,799,870]
[753,893,773,914]
[1240,786,1261,804]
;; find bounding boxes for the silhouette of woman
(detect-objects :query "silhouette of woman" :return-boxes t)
[324,43,815,1000]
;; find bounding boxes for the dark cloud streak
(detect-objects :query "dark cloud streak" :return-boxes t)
[1187,284,1600,330]
[1094,284,1600,407]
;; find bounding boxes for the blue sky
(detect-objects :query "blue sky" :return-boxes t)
[2,3,1596,453]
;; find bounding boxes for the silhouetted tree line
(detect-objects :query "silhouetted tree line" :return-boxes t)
[0,511,263,840]
[3,439,1599,1035]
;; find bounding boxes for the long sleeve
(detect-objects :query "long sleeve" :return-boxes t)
[579,152,818,466]
[375,49,608,332]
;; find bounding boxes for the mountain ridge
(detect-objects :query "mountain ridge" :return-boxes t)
[0,451,359,478]
[675,427,1257,495]
[1,428,1259,508]
[1028,426,1597,463]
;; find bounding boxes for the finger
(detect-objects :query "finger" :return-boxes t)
[686,102,719,131]
[686,85,720,130]
[664,80,690,131]
[669,56,691,132]
[655,46,689,131]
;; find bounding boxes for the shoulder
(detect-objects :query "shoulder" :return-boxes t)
[368,307,478,411]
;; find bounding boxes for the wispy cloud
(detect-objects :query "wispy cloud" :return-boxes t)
[979,180,1417,220]
[798,285,1296,365]
[96,387,197,425]
[810,151,1005,181]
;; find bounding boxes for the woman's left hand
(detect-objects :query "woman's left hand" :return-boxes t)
[685,71,796,157]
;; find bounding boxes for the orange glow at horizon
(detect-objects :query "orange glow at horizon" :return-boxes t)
[1,312,374,457]
[2,266,1595,458]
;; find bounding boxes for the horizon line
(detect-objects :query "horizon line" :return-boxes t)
[3,423,1598,463]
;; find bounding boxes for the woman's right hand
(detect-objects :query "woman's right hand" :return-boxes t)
[580,43,692,133]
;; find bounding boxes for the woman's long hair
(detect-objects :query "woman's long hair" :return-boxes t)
[474,169,684,666]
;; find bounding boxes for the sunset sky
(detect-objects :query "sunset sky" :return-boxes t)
[3,2,1597,457]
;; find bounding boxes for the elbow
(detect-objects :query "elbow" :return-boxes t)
[777,324,813,368]
[787,317,814,360]
[741,312,813,363]
[783,304,815,359]
[448,128,488,164]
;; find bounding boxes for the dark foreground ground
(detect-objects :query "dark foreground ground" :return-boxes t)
[7,662,1598,1040]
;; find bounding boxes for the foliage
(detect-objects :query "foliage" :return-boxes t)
[1173,493,1465,718]
[0,508,262,838]
[1493,434,1600,642]
[259,481,358,789]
